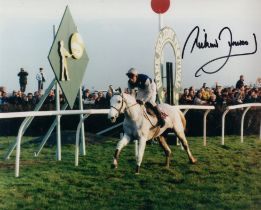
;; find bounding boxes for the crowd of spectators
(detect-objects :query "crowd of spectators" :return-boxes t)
[82,87,112,108]
[179,76,261,108]
[1,75,260,112]
[0,85,113,112]
[0,87,43,111]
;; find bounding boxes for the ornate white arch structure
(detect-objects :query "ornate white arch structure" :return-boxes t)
[154,27,182,104]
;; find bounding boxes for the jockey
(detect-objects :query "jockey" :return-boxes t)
[126,68,165,128]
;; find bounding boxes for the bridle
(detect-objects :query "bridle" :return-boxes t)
[110,93,138,116]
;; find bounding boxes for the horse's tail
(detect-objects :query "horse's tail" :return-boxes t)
[178,110,186,130]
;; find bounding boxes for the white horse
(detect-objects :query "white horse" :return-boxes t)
[108,89,197,173]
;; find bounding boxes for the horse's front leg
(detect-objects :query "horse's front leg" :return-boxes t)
[112,134,131,169]
[136,137,147,174]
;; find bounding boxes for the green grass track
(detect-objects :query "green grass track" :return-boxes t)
[0,135,260,210]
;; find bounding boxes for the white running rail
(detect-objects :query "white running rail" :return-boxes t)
[177,105,215,146]
[0,109,109,177]
[221,103,261,145]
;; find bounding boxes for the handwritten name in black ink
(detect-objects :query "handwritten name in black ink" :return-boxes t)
[182,26,257,77]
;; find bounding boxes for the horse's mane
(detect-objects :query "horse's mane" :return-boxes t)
[112,92,121,96]
[112,92,137,104]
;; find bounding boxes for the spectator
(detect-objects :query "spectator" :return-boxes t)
[215,87,224,106]
[59,89,66,104]
[0,90,3,105]
[1,91,8,104]
[221,88,230,105]
[208,94,217,106]
[16,90,24,104]
[17,68,29,92]
[201,87,211,101]
[83,89,94,105]
[95,91,107,108]
[108,85,114,94]
[189,86,195,94]
[179,88,193,104]
[227,90,235,105]
[245,88,259,103]
[106,85,113,100]
[22,92,28,105]
[0,86,7,93]
[26,93,34,105]
[194,91,207,105]
[188,87,195,100]
[106,89,113,101]
[256,88,261,102]
[189,86,195,96]
[214,82,222,94]
[92,92,98,101]
[33,91,41,104]
[105,87,113,108]
[83,89,91,100]
[236,75,244,89]
[235,86,245,104]
[45,89,55,104]
[8,91,17,105]
[36,67,46,91]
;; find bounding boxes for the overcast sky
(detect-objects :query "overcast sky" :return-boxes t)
[0,0,260,93]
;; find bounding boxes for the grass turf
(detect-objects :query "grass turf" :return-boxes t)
[0,135,260,210]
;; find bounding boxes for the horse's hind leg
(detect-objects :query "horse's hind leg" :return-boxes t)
[176,131,197,164]
[158,136,171,168]
[112,134,130,169]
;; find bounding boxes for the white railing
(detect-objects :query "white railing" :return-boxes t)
[0,109,109,177]
[177,105,215,146]
[221,103,261,145]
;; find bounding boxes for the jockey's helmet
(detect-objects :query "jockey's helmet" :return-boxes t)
[126,68,138,78]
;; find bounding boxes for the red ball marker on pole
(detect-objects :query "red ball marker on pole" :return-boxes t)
[151,0,170,14]
[151,0,170,30]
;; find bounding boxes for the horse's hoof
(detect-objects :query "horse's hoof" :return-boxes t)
[111,164,118,169]
[190,158,197,164]
[111,158,118,169]
[135,165,140,174]
[165,161,170,168]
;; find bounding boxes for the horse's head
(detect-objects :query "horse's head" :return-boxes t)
[108,88,126,123]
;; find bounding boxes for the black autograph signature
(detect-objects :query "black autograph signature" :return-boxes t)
[182,26,257,77]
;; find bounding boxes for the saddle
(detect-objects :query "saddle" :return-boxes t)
[144,104,168,119]
[145,104,156,117]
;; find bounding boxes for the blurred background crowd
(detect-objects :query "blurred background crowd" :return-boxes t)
[179,76,261,106]
[0,74,260,112]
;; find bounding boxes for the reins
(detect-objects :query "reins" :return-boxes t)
[110,93,138,115]
[143,109,156,127]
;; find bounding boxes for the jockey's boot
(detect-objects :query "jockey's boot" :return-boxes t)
[153,105,165,128]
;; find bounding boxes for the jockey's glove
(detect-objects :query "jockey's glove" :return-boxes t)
[136,99,144,105]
